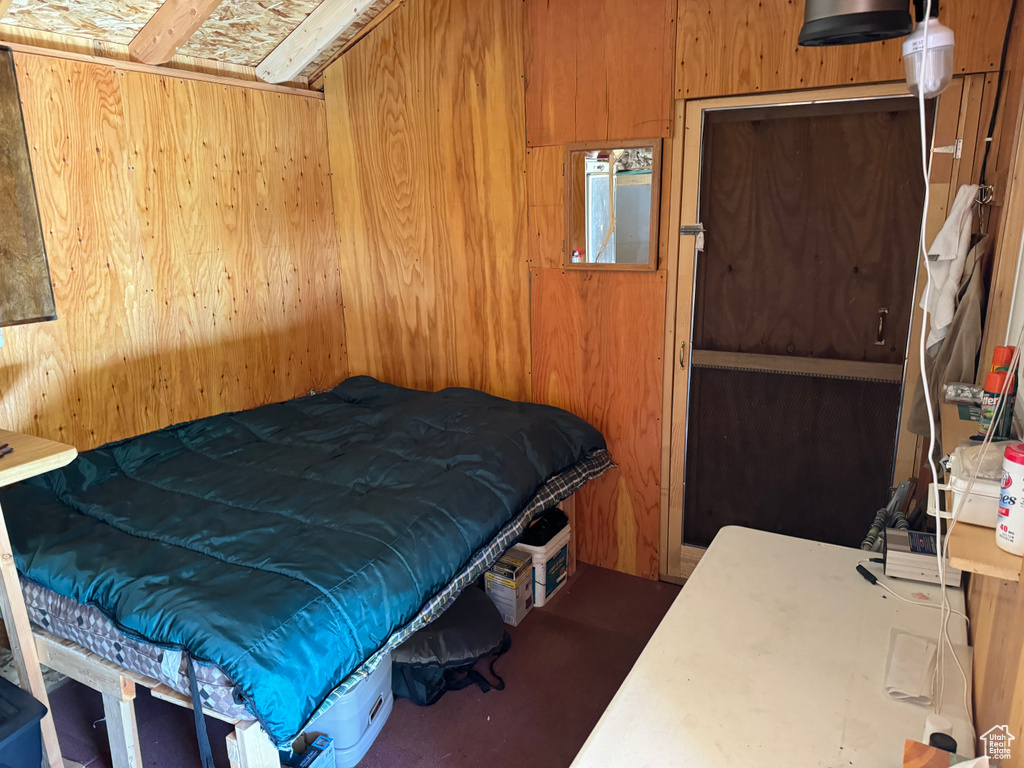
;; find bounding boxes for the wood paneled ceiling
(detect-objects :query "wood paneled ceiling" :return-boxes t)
[0,0,394,85]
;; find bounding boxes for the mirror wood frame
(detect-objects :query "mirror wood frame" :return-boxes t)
[563,138,662,272]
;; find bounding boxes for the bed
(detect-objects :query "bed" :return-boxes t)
[0,376,610,750]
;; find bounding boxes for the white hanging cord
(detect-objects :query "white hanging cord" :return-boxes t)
[911,0,974,728]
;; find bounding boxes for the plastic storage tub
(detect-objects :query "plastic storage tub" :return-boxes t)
[946,472,1000,527]
[305,652,393,768]
[0,675,47,768]
[516,524,570,607]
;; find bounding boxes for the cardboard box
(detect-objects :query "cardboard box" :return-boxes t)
[485,548,534,626]
[487,547,532,584]
[297,735,336,768]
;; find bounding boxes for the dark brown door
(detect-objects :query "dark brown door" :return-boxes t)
[683,98,926,548]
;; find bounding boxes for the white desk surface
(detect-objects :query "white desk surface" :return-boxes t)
[571,526,973,768]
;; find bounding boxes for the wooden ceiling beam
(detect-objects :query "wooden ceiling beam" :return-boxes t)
[129,0,224,65]
[256,0,377,84]
[307,0,401,90]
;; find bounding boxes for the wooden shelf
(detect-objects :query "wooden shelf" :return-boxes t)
[938,404,1022,580]
[0,429,77,488]
[948,522,1023,581]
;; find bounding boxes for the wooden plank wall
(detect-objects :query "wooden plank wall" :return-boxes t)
[321,0,531,403]
[523,0,675,579]
[971,574,1024,765]
[532,270,666,578]
[967,5,1024,762]
[0,52,345,449]
[980,1,1024,378]
[524,0,676,147]
[676,0,1013,99]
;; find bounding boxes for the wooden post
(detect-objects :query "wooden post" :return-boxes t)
[0,496,63,768]
[101,693,143,768]
[230,720,280,768]
[0,429,78,768]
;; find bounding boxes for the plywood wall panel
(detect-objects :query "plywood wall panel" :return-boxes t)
[0,53,346,449]
[3,55,159,445]
[573,0,675,143]
[524,0,676,147]
[323,0,531,401]
[968,9,1024,762]
[970,574,1024,765]
[979,4,1024,380]
[528,205,563,270]
[532,268,665,579]
[526,145,563,207]
[677,0,1013,99]
[523,0,576,149]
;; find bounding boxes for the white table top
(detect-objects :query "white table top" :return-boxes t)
[571,526,973,767]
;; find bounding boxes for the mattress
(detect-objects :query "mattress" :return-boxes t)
[18,449,611,724]
[2,377,609,745]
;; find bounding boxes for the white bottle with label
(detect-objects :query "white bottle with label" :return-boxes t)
[996,444,1024,556]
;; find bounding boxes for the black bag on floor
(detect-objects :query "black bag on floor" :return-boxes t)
[391,585,511,706]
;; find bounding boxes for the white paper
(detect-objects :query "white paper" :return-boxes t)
[885,630,937,706]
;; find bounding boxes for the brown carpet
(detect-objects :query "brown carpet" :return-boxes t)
[49,563,680,768]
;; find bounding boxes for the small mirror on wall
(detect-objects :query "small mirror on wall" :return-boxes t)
[565,140,661,270]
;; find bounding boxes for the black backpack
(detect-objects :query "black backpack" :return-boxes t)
[391,585,511,706]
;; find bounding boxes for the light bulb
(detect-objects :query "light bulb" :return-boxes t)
[903,19,955,99]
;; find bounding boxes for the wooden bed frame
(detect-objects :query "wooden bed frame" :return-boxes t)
[3,493,578,768]
[1,624,279,768]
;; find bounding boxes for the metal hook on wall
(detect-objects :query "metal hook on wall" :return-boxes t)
[977,185,995,236]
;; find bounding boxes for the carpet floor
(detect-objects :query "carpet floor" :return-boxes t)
[50,563,681,768]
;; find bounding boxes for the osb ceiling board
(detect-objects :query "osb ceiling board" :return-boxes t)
[177,0,324,66]
[0,0,161,46]
[301,0,392,77]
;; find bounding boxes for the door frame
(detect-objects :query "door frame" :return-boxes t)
[659,81,964,582]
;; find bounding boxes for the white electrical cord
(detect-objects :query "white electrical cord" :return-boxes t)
[911,0,973,731]
[857,560,971,626]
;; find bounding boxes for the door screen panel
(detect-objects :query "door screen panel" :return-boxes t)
[682,97,926,549]
[683,366,902,547]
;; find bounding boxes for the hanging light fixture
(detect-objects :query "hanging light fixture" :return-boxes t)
[903,4,955,99]
[798,0,913,47]
[798,0,955,98]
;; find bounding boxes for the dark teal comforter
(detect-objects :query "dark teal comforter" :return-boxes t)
[1,377,605,743]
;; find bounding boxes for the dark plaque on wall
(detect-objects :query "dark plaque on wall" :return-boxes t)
[0,47,55,327]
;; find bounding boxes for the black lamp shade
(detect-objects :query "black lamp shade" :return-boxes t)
[0,47,56,328]
[799,0,914,46]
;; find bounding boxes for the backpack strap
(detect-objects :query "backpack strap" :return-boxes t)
[186,654,216,768]
[445,632,511,694]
